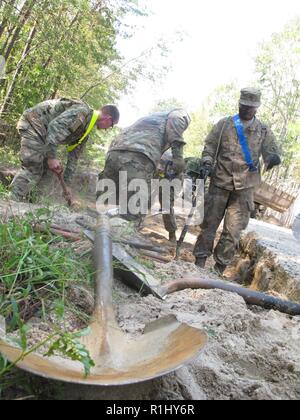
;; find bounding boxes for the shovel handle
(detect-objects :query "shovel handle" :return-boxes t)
[93,215,114,310]
[56,172,74,207]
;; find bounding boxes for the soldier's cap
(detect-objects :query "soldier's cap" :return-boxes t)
[239,87,262,108]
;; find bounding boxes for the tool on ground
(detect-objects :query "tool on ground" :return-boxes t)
[56,171,74,207]
[78,220,167,253]
[83,228,166,299]
[0,215,207,385]
[160,276,300,316]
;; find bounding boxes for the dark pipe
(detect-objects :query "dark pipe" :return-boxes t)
[161,277,300,316]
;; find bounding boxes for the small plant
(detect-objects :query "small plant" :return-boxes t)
[45,328,95,377]
[0,209,95,390]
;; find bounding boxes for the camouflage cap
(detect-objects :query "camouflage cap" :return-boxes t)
[239,87,262,108]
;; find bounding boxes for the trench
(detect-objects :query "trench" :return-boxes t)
[234,231,300,303]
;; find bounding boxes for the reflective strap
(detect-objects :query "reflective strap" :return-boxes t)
[232,114,258,173]
[67,110,100,153]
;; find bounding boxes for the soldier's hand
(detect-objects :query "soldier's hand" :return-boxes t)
[200,163,213,179]
[48,158,63,174]
[265,154,281,171]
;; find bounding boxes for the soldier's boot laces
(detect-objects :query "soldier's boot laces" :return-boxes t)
[195,257,207,269]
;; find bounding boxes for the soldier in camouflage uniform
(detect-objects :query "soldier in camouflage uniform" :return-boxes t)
[194,88,281,274]
[156,150,179,242]
[97,109,191,239]
[10,98,119,201]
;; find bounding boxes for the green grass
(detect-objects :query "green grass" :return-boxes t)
[0,209,96,395]
[0,183,9,199]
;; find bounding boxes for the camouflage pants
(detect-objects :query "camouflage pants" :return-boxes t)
[98,151,177,232]
[11,120,47,199]
[158,182,177,233]
[193,183,254,266]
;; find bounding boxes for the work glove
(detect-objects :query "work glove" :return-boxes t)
[200,162,213,179]
[172,157,186,176]
[265,154,281,171]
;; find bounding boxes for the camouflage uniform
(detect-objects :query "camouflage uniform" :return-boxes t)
[194,88,280,267]
[99,151,155,222]
[98,109,190,223]
[157,151,178,234]
[11,98,93,199]
[154,156,204,234]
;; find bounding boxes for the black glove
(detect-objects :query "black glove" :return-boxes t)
[265,154,281,171]
[200,162,213,179]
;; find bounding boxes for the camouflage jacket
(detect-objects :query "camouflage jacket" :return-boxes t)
[108,109,190,167]
[17,98,93,182]
[202,116,280,191]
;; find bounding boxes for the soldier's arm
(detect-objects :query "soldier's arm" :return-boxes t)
[261,125,281,164]
[166,111,189,146]
[64,141,87,183]
[45,106,90,158]
[167,111,190,175]
[202,119,226,166]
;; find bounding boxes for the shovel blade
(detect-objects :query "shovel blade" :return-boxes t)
[0,316,207,386]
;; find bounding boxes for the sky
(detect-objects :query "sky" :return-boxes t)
[117,0,300,127]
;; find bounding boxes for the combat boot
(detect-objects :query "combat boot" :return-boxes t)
[195,257,207,268]
[169,232,177,243]
[214,262,226,276]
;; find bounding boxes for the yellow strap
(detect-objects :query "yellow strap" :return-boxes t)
[67,110,100,153]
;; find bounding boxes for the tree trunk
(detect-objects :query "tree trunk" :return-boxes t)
[0,0,17,40]
[42,12,80,70]
[2,0,36,61]
[0,24,37,116]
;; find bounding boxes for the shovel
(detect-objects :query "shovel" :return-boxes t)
[0,215,207,386]
[56,171,74,207]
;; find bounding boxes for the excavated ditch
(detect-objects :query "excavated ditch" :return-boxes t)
[235,220,300,303]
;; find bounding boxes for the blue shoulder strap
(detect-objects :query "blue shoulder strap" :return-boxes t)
[232,114,258,173]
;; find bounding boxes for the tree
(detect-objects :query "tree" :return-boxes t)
[0,0,146,123]
[183,107,211,158]
[255,17,300,179]
[150,97,185,113]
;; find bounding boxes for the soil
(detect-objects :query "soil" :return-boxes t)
[1,175,300,400]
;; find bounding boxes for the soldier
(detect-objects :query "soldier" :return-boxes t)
[97,109,191,239]
[157,155,205,242]
[10,98,119,201]
[157,150,180,242]
[194,88,281,274]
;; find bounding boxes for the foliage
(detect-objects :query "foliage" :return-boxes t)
[255,17,300,179]
[150,97,186,113]
[0,0,147,125]
[45,328,95,377]
[206,81,240,121]
[184,107,211,157]
[0,209,95,383]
